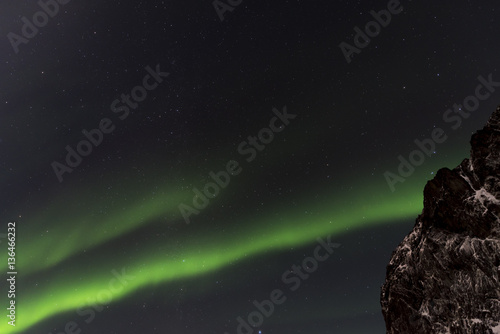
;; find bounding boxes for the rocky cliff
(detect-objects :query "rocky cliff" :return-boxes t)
[381,107,500,333]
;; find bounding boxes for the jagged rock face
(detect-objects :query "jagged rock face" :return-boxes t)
[381,107,500,334]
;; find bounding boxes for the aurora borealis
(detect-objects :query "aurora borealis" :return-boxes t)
[3,170,426,334]
[1,1,500,333]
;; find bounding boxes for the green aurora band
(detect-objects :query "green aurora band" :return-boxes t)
[2,150,469,333]
[3,184,424,333]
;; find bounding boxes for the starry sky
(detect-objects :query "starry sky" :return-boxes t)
[1,1,499,333]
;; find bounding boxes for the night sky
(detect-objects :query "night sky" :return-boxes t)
[1,1,500,333]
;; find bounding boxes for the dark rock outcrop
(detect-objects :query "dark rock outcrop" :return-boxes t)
[381,107,500,333]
